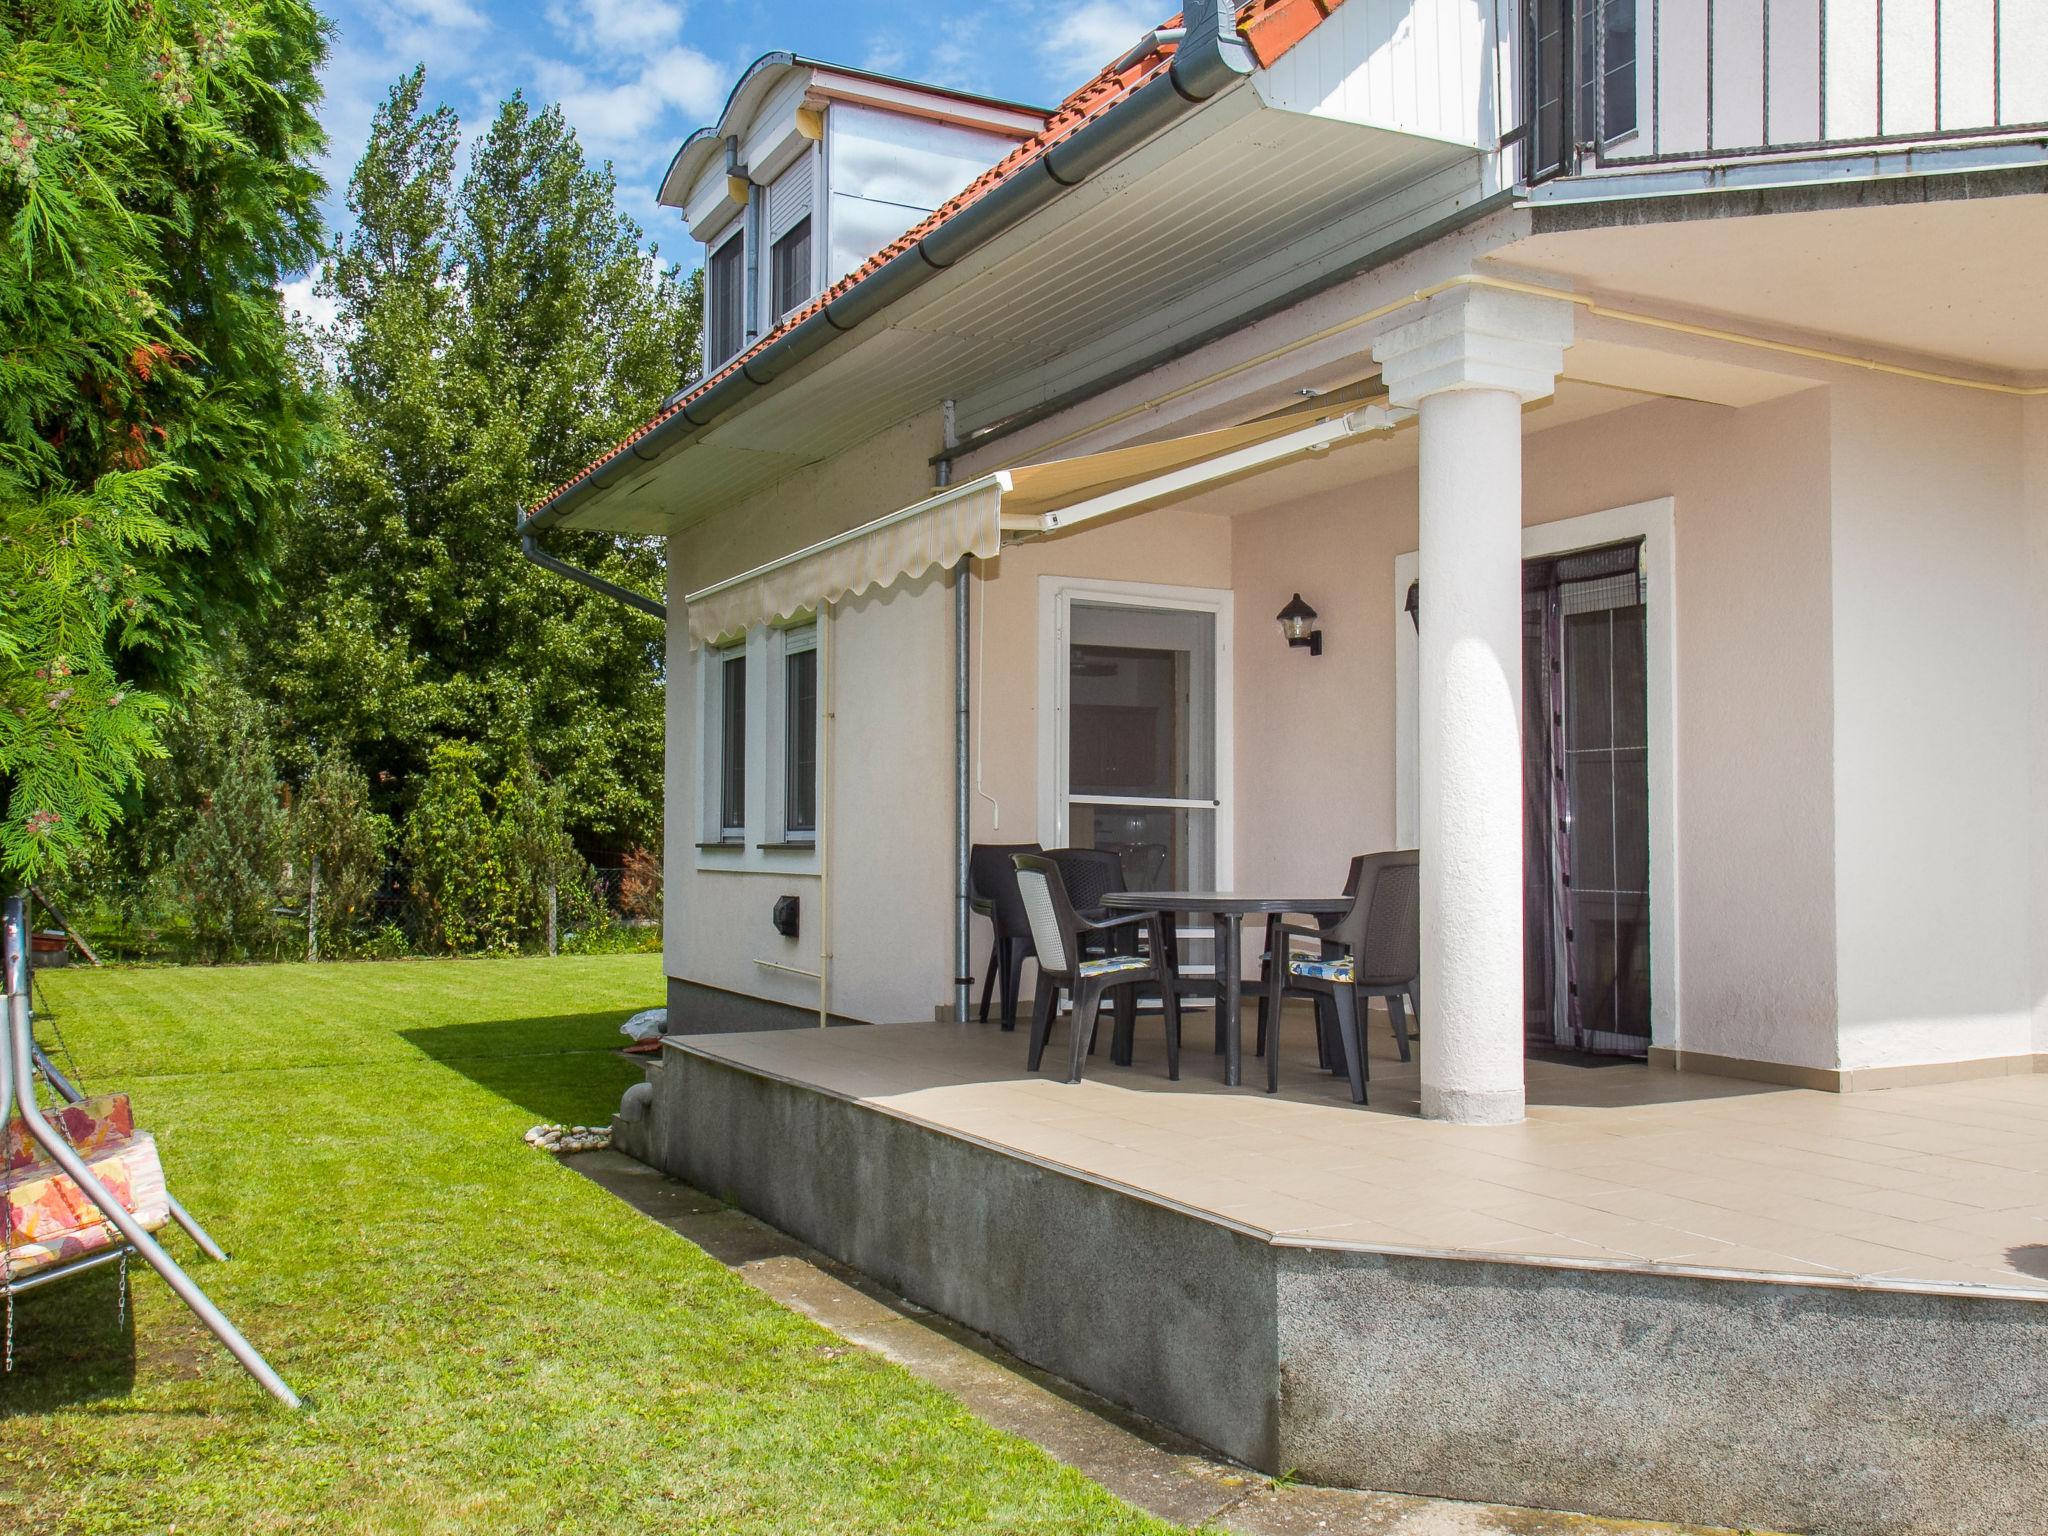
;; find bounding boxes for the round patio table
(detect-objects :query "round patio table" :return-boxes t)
[1102,892,1352,1087]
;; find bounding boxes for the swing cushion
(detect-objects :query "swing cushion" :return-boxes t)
[5,1093,136,1172]
[3,1097,170,1282]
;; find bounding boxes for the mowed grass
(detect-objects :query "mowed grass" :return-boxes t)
[0,955,1182,1535]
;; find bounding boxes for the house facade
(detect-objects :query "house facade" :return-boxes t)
[518,5,2048,1527]
[526,0,2048,1101]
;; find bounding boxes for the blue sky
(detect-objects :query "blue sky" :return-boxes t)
[286,0,1166,320]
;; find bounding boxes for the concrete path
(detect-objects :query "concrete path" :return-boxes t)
[571,1150,1770,1536]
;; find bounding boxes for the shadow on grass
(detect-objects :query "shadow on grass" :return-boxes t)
[0,1263,138,1415]
[399,1015,646,1126]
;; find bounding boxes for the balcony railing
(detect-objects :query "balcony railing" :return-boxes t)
[1527,0,2048,182]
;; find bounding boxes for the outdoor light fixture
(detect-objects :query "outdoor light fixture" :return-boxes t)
[1277,593,1322,656]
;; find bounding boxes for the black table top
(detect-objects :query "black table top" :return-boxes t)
[1102,891,1352,916]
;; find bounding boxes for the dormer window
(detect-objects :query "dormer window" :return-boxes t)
[765,155,815,321]
[707,228,745,364]
[771,217,812,319]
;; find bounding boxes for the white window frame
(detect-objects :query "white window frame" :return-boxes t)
[704,220,746,371]
[1034,575,1235,887]
[766,620,819,846]
[764,145,819,325]
[1392,497,1678,1049]
[699,636,750,850]
[694,623,823,873]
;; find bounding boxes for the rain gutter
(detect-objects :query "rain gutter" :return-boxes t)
[517,0,1254,541]
[520,527,666,620]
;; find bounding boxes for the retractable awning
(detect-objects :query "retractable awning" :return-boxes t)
[682,402,1408,644]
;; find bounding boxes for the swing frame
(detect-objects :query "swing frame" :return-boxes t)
[3,891,300,1407]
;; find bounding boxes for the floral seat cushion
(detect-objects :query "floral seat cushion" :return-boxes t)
[1288,954,1354,983]
[3,1096,170,1283]
[1077,954,1150,979]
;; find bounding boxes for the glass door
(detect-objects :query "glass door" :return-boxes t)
[1522,542,1652,1056]
[1060,599,1220,892]
[1043,584,1232,985]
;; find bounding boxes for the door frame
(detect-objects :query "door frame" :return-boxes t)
[1036,575,1235,889]
[1392,498,1679,1051]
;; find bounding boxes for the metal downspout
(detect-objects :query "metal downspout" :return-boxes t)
[818,610,833,1028]
[940,425,970,1025]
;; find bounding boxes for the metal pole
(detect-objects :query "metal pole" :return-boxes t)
[817,610,833,1029]
[953,554,972,1026]
[3,893,298,1407]
[10,922,228,1263]
[941,411,972,1027]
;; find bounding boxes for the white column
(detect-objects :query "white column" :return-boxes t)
[1374,288,1573,1125]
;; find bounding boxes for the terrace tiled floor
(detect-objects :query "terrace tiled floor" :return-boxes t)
[681,1007,2048,1295]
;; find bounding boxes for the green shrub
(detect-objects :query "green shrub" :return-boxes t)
[357,922,412,961]
[402,743,510,953]
[163,684,289,963]
[291,751,393,959]
[491,753,586,951]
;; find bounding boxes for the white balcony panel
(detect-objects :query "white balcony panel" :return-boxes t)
[1251,0,1498,148]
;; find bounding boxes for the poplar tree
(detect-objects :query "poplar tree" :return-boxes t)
[261,72,698,849]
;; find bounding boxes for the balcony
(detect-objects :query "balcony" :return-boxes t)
[1525,0,2048,195]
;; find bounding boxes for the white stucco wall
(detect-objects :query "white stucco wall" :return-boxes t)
[1232,389,1842,1071]
[663,411,955,1025]
[1827,378,2035,1073]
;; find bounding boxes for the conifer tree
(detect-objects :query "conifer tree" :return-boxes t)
[0,0,326,879]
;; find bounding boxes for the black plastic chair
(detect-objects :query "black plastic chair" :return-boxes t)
[1046,847,1125,920]
[970,841,1043,1031]
[1257,850,1420,1104]
[1013,854,1181,1084]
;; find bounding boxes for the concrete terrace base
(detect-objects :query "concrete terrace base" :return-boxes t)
[630,1029,2048,1536]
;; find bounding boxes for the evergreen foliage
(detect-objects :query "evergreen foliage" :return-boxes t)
[291,749,392,956]
[0,0,327,881]
[164,680,289,962]
[402,741,509,953]
[491,751,586,948]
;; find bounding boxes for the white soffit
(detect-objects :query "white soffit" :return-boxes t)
[1500,194,2048,380]
[555,97,1481,536]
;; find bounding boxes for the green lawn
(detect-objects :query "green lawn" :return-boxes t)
[0,955,1182,1534]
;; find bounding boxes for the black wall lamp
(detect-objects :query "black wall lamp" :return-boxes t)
[1277,593,1322,656]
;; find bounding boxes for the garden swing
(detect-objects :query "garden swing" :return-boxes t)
[2,892,300,1407]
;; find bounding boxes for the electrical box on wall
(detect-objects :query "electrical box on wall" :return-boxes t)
[772,896,800,938]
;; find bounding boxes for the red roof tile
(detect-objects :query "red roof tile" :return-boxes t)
[532,1,1349,517]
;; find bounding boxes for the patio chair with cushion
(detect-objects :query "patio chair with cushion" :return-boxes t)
[969,841,1043,1031]
[1257,850,1420,1104]
[1013,854,1181,1085]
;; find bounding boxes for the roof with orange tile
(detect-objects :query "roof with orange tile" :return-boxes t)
[530,0,1350,517]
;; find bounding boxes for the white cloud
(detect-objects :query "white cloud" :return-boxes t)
[541,45,725,164]
[1037,0,1161,85]
[546,0,687,53]
[282,275,342,331]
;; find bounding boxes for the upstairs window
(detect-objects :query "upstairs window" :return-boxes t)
[1529,0,1636,179]
[765,154,815,321]
[771,217,812,321]
[707,229,745,364]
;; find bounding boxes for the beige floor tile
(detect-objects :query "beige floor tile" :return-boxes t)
[684,1019,2048,1293]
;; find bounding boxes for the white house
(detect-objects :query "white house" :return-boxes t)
[520,4,2048,1529]
[529,0,2048,1102]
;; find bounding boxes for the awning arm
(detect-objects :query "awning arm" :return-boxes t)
[1001,405,1412,536]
